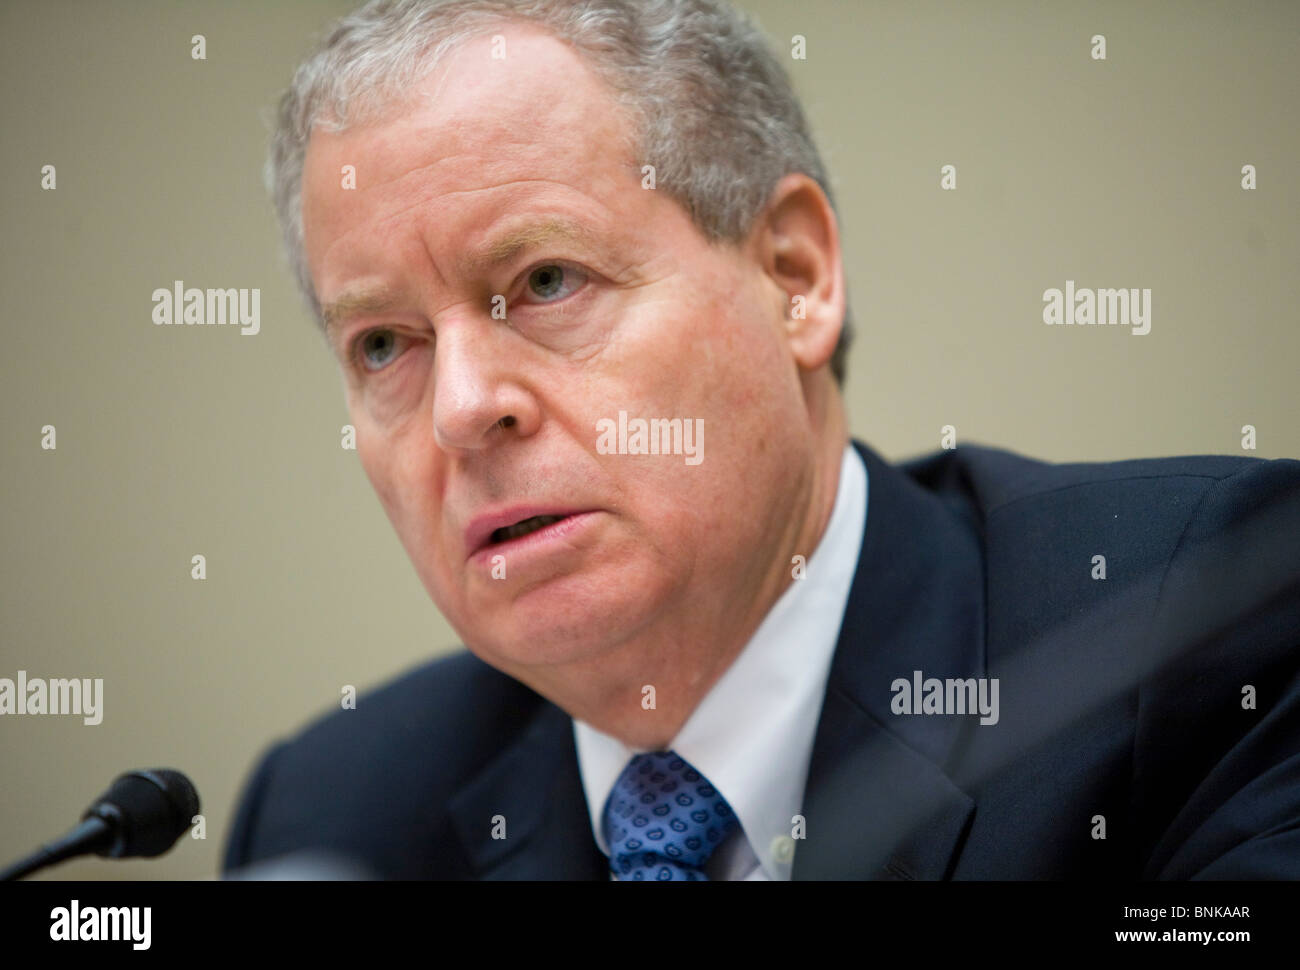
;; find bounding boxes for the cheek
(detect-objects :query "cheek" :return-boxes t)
[354,419,394,505]
[356,426,422,541]
[356,424,457,575]
[689,269,780,392]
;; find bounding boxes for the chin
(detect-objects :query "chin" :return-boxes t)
[476,627,618,671]
[459,581,665,671]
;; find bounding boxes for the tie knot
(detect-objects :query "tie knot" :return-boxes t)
[602,750,739,881]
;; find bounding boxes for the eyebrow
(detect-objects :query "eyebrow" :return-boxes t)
[464,218,600,276]
[320,218,605,349]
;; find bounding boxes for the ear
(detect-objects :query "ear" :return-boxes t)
[748,172,846,373]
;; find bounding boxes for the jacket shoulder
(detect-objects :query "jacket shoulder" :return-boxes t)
[222,650,544,877]
[901,443,1300,637]
[897,444,1300,878]
[899,442,1287,515]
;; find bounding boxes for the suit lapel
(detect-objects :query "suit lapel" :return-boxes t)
[794,441,985,879]
[447,701,607,879]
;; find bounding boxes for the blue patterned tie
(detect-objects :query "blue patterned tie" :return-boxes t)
[602,750,739,881]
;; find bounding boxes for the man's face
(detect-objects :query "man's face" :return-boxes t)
[301,27,820,682]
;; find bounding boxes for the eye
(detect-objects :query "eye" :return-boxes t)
[352,328,409,372]
[521,262,587,304]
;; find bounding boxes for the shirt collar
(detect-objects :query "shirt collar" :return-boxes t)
[573,442,868,879]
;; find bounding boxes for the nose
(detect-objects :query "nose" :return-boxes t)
[431,321,539,453]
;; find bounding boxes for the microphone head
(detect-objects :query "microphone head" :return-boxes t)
[83,769,201,859]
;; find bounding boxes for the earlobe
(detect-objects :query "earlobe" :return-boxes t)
[786,306,843,373]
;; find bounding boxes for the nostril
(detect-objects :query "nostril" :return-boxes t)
[496,415,516,430]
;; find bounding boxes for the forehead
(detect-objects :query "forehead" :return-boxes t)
[300,26,640,272]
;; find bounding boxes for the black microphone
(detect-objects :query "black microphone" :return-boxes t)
[0,768,200,880]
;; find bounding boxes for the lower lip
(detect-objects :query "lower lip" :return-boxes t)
[470,511,600,566]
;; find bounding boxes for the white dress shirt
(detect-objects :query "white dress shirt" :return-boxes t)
[573,443,868,880]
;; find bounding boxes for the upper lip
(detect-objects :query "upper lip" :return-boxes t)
[464,506,590,559]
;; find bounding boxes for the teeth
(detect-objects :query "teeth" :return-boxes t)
[492,514,564,544]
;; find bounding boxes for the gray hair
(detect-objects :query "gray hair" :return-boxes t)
[266,0,854,383]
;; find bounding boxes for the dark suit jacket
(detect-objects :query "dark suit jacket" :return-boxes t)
[223,440,1300,879]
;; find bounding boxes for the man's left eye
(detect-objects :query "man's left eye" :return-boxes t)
[522,263,587,303]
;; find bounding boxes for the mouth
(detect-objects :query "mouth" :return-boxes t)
[465,507,595,561]
[489,514,568,544]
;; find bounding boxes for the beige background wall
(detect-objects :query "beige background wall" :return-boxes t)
[1,0,1295,879]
